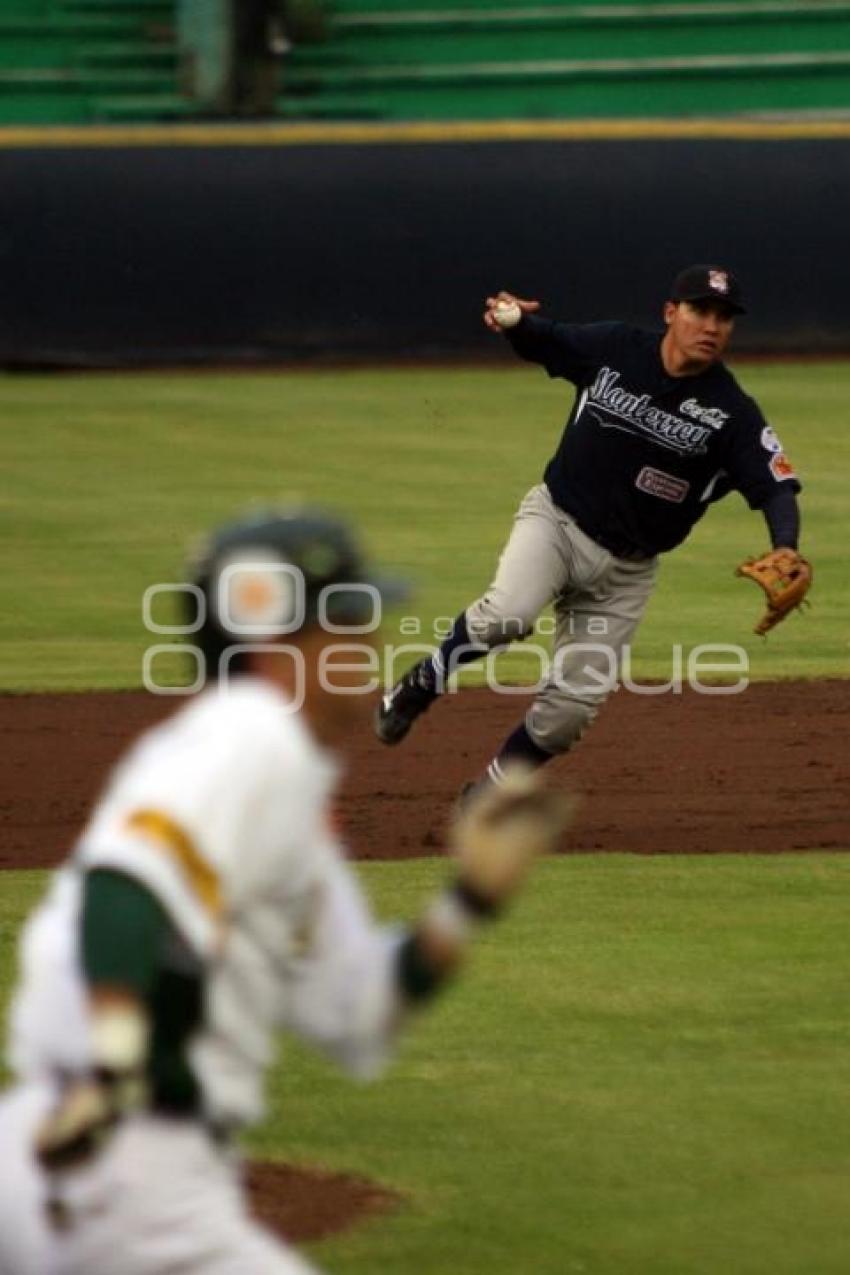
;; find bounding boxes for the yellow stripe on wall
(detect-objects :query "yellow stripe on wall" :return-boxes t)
[126,809,223,918]
[1,117,850,149]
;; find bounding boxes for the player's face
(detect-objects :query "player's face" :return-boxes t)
[247,629,377,745]
[663,299,735,372]
[301,626,379,745]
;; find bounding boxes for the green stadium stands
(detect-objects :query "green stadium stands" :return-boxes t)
[1,0,850,126]
[0,0,183,123]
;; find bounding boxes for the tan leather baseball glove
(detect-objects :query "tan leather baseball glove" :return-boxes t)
[736,547,812,636]
[450,765,575,906]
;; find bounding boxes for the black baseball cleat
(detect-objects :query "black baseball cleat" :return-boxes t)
[375,662,438,745]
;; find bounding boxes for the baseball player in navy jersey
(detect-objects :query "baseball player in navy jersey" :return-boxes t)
[0,508,567,1275]
[376,265,809,793]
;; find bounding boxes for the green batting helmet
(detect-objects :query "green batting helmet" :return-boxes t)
[186,506,406,680]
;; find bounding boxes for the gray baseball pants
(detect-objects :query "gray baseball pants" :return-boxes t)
[0,1085,319,1275]
[464,484,658,755]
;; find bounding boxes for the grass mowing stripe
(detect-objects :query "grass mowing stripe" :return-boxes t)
[4,856,848,1272]
[1,362,846,690]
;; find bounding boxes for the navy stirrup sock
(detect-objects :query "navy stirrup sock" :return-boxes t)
[486,722,552,786]
[424,612,487,692]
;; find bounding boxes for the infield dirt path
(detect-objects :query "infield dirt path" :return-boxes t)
[2,681,848,868]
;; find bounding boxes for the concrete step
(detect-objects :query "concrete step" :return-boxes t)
[334,0,850,34]
[79,43,176,68]
[0,27,174,71]
[280,62,850,119]
[55,0,171,13]
[329,0,849,13]
[0,67,176,94]
[92,92,191,120]
[292,20,850,71]
[285,48,850,92]
[0,15,138,37]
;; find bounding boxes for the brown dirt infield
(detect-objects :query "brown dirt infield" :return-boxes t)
[1,681,848,868]
[246,1161,399,1246]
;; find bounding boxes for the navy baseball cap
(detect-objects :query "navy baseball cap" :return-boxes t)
[670,264,746,314]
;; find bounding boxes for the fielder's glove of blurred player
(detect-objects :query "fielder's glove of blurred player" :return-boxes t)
[736,547,812,636]
[34,1074,145,1171]
[35,1001,149,1170]
[450,764,574,908]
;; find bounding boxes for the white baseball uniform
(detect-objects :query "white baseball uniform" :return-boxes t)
[0,678,404,1275]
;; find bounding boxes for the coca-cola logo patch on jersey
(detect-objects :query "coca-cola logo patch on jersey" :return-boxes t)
[680,398,729,428]
[635,466,690,503]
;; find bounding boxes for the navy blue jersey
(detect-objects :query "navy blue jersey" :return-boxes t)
[507,317,801,557]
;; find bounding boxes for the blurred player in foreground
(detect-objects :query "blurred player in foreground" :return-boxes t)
[0,507,567,1275]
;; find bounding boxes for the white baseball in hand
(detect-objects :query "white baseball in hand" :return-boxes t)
[491,300,522,329]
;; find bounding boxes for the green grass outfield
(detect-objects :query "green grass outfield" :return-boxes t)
[1,360,846,690]
[3,856,850,1274]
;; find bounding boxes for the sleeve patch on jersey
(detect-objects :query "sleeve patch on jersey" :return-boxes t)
[769,452,797,482]
[125,810,222,919]
[760,426,784,454]
[635,466,690,504]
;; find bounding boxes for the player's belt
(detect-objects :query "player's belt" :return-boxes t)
[599,540,653,563]
[551,493,654,563]
[572,515,653,563]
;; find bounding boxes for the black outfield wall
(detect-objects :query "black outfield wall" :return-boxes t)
[0,137,847,365]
